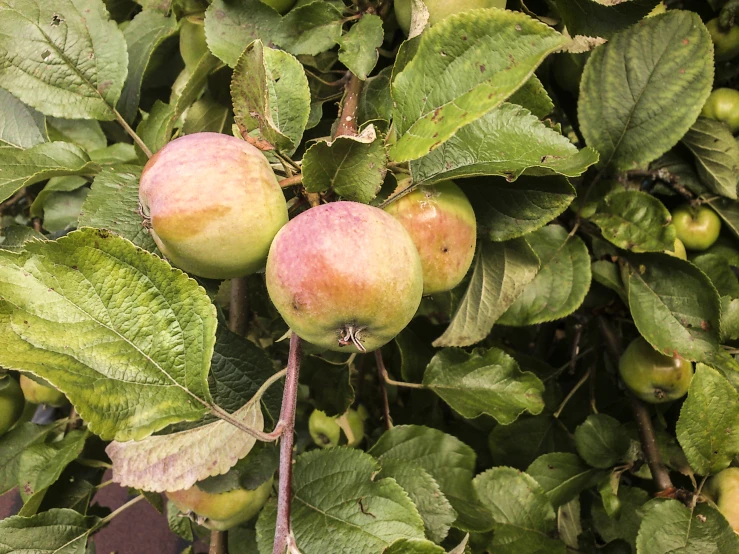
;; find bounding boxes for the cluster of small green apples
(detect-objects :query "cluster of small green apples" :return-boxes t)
[308,406,368,448]
[139,132,477,354]
[0,373,69,437]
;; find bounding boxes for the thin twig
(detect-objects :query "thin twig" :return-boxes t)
[229,277,249,337]
[272,334,303,554]
[113,109,152,159]
[279,175,304,188]
[554,367,591,419]
[623,169,694,202]
[374,350,393,430]
[209,530,227,554]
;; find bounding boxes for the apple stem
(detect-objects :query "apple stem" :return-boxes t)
[229,277,249,337]
[113,108,153,159]
[334,73,362,138]
[597,317,674,492]
[279,174,304,188]
[209,530,227,554]
[374,350,393,430]
[272,333,303,554]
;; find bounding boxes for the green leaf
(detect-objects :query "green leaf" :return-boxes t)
[675,365,739,475]
[489,416,574,470]
[198,441,278,493]
[574,414,631,469]
[0,508,99,554]
[591,260,626,303]
[383,539,445,554]
[377,459,457,544]
[527,453,603,508]
[423,347,545,424]
[623,253,722,363]
[46,118,107,153]
[635,500,739,554]
[182,97,231,135]
[0,0,128,120]
[0,423,58,495]
[709,198,739,240]
[508,76,554,119]
[558,498,582,550]
[0,88,47,149]
[369,425,493,533]
[273,2,344,56]
[462,176,576,242]
[0,226,46,253]
[555,0,661,40]
[135,100,176,156]
[692,253,739,299]
[78,165,157,252]
[88,143,138,165]
[498,225,591,326]
[40,187,90,233]
[337,14,384,80]
[473,467,565,554]
[30,176,88,218]
[590,191,676,252]
[358,67,393,126]
[106,371,273,492]
[396,327,434,383]
[681,117,739,200]
[592,486,648,549]
[17,430,87,506]
[410,103,598,184]
[299,356,353,417]
[390,9,567,162]
[117,9,178,123]
[203,0,282,67]
[579,12,713,171]
[0,142,99,204]
[167,500,194,541]
[232,40,311,154]
[303,125,387,203]
[0,229,217,441]
[256,448,425,553]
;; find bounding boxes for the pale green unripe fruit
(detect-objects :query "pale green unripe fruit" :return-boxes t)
[671,204,722,251]
[139,133,288,279]
[266,202,423,353]
[309,408,366,448]
[705,468,739,532]
[166,477,273,531]
[20,375,68,407]
[395,0,507,35]
[706,19,739,62]
[701,88,739,134]
[0,377,24,436]
[618,337,693,403]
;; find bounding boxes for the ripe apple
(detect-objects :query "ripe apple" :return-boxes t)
[666,237,687,260]
[308,408,366,448]
[19,375,68,407]
[0,376,24,436]
[395,0,507,35]
[259,0,296,14]
[671,204,722,251]
[618,337,693,403]
[166,477,273,531]
[701,88,739,134]
[265,202,423,353]
[705,467,739,532]
[139,133,288,280]
[706,19,739,62]
[384,181,476,296]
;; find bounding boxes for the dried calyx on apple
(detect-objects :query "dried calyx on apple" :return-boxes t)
[139,133,288,280]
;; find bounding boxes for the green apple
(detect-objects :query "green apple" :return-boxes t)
[706,19,739,62]
[20,375,68,407]
[384,181,476,295]
[395,0,506,35]
[705,467,739,532]
[166,477,273,531]
[618,337,693,403]
[701,88,739,134]
[666,237,687,260]
[338,408,366,448]
[139,133,288,279]
[308,409,341,448]
[259,0,296,14]
[671,204,722,251]
[0,376,25,436]
[266,202,423,353]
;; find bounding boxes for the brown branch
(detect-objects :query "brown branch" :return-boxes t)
[597,317,674,492]
[229,277,249,337]
[272,333,303,554]
[623,169,694,203]
[374,350,393,430]
[237,123,275,152]
[334,73,362,138]
[209,530,227,554]
[279,175,303,188]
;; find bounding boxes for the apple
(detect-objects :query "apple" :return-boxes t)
[384,181,476,296]
[706,19,739,62]
[259,0,296,14]
[701,88,739,134]
[308,408,366,448]
[19,375,68,407]
[0,376,24,436]
[666,237,687,260]
[265,202,423,353]
[395,0,506,36]
[139,133,288,279]
[166,477,273,531]
[618,337,693,403]
[671,204,722,251]
[705,467,739,532]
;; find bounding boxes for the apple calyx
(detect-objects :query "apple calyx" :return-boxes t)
[338,324,367,352]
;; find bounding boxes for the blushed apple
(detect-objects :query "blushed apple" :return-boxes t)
[384,181,476,295]
[139,133,288,279]
[266,202,423,352]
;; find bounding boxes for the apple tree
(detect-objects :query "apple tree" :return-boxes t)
[0,0,739,553]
